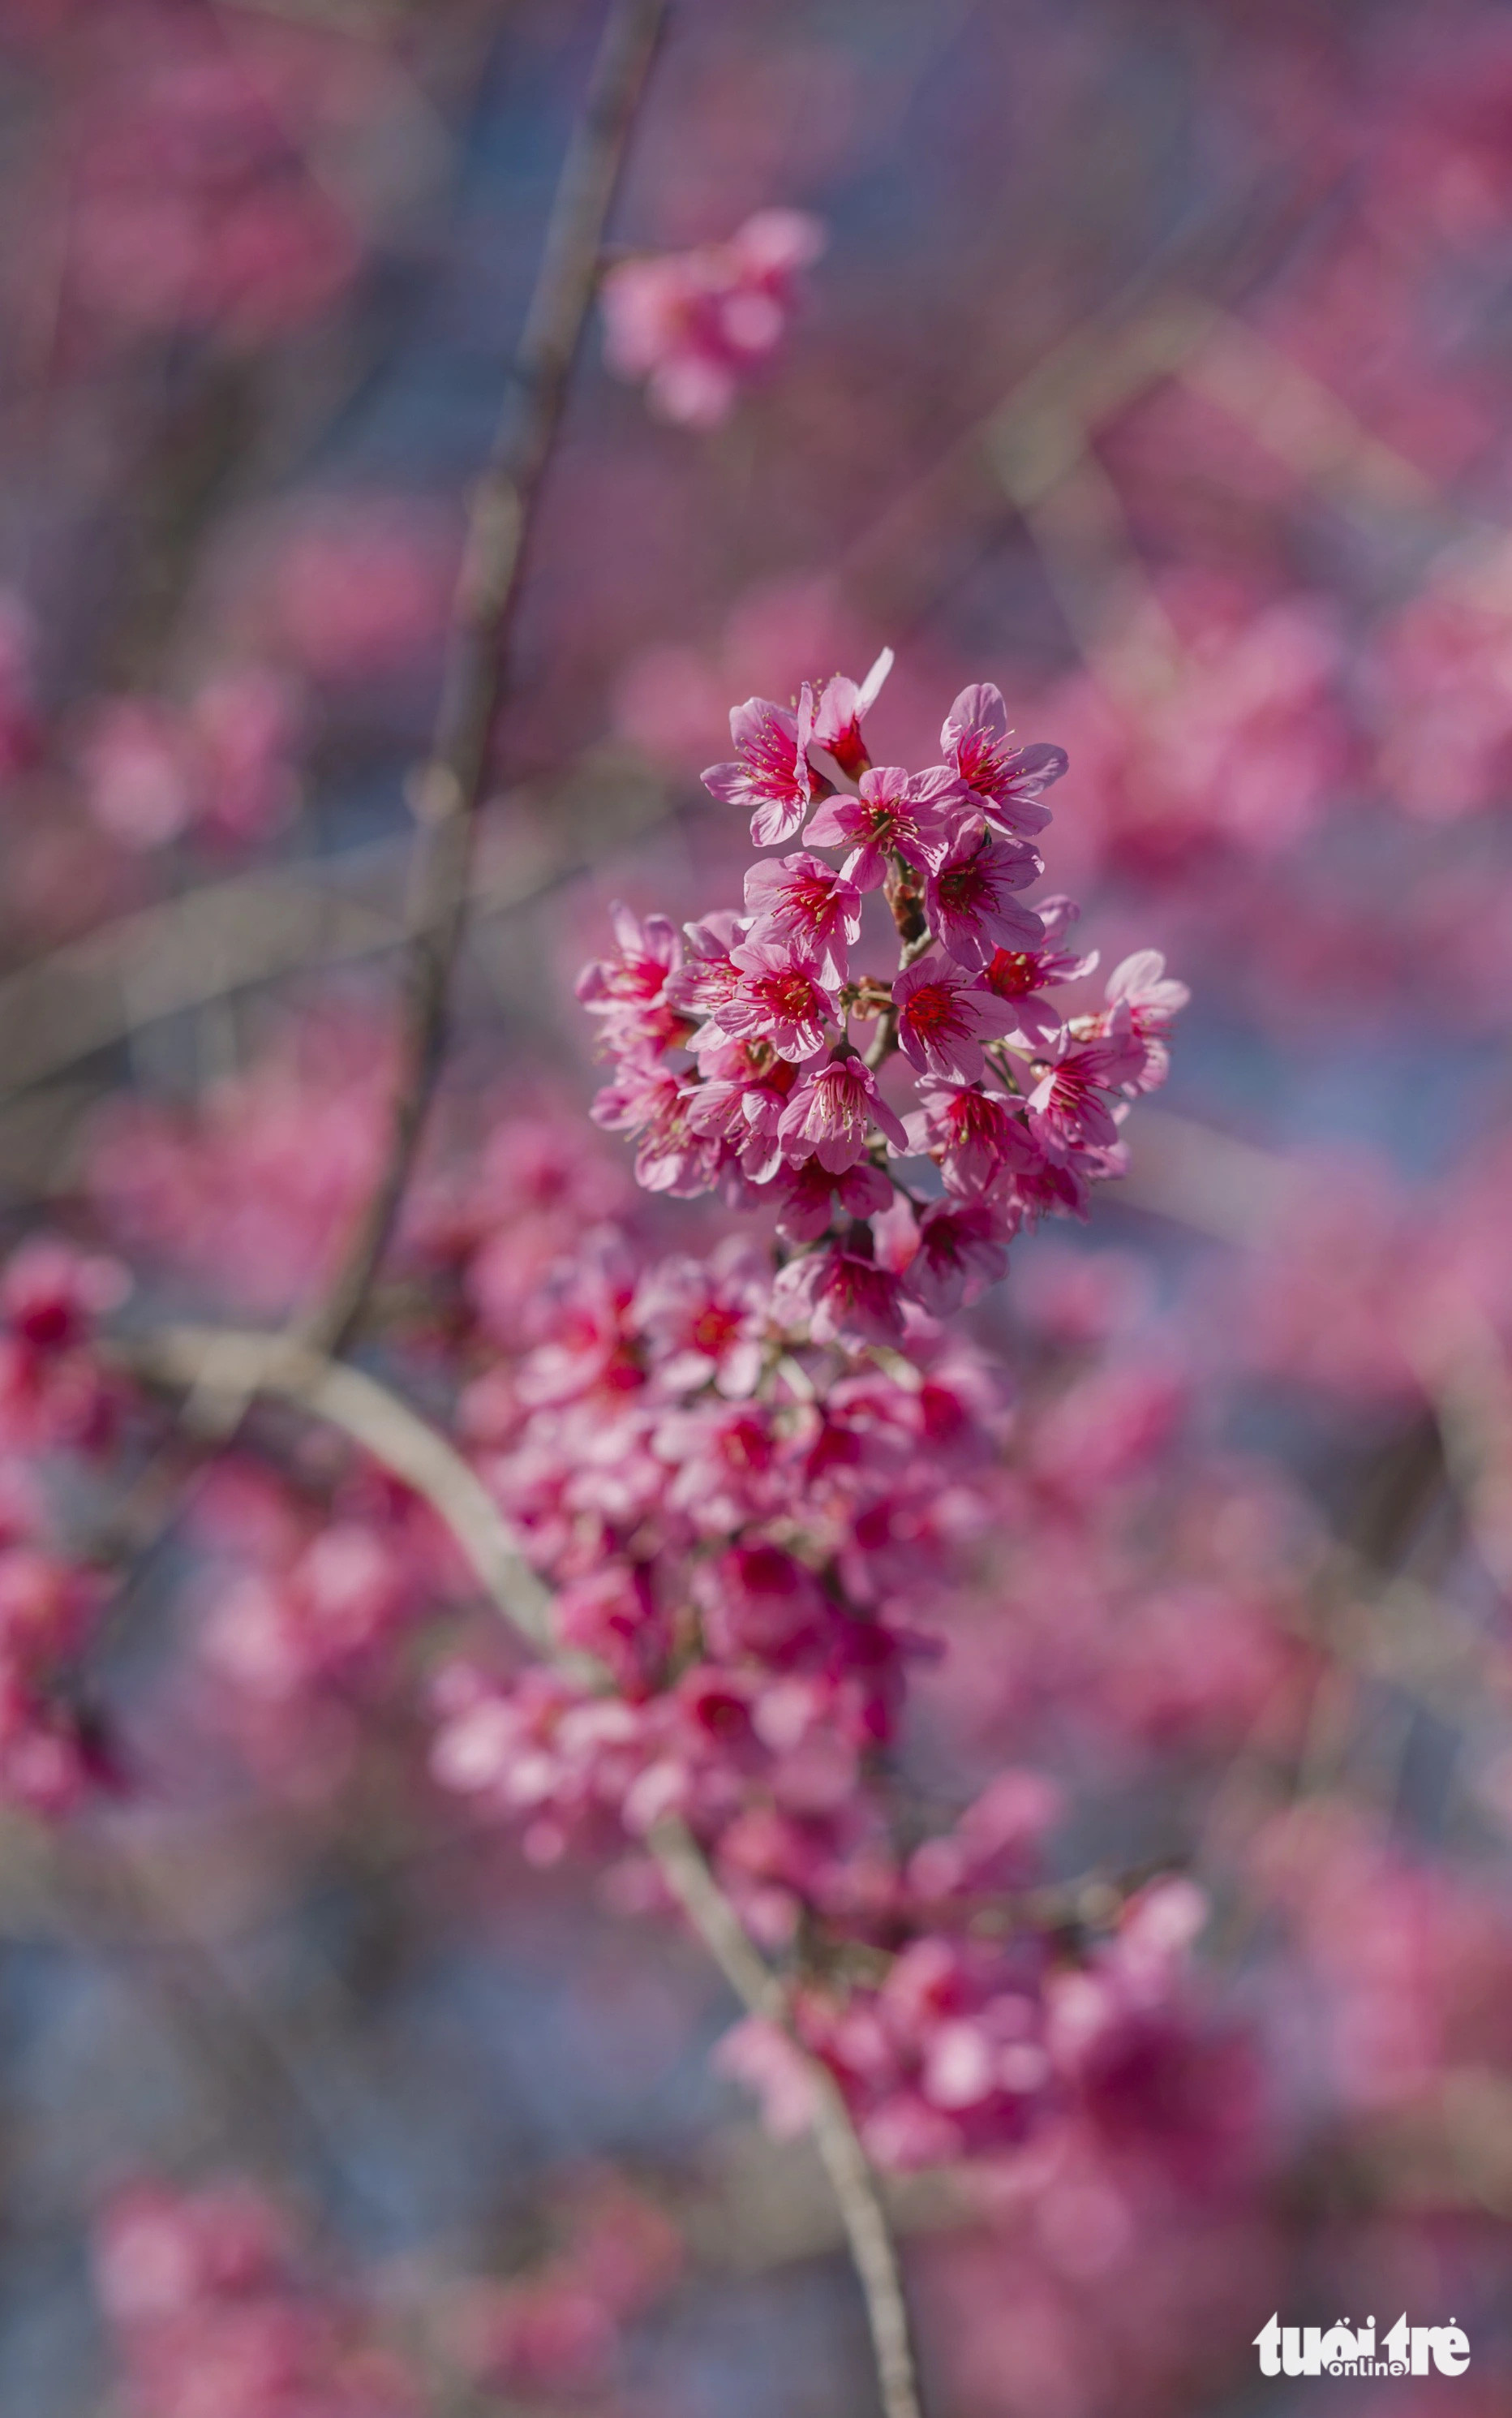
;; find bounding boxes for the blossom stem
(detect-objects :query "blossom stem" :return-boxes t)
[650,1814,928,2418]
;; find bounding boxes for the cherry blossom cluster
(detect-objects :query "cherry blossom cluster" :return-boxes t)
[0,1239,128,1812]
[424,1205,1207,2169]
[94,2179,421,2418]
[93,2165,684,2418]
[581,652,1185,1338]
[600,208,826,427]
[433,1225,1007,1901]
[720,1872,1220,2173]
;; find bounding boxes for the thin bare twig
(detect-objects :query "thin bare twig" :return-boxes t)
[310,0,668,1353]
[123,1319,928,2418]
[650,1815,926,2418]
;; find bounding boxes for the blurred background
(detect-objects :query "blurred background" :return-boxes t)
[0,0,1510,2411]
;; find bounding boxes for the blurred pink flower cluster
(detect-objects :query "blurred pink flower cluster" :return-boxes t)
[601,207,825,426]
[52,10,365,346]
[94,2180,421,2418]
[0,1239,125,1810]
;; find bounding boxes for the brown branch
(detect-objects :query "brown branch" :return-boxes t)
[308,0,668,1354]
[650,1815,926,2418]
[123,1319,928,2418]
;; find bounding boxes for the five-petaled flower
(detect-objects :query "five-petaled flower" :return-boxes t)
[805,764,966,891]
[717,935,839,1062]
[744,852,864,986]
[703,691,826,848]
[926,826,1045,968]
[893,954,1017,1082]
[942,683,1067,836]
[778,1054,909,1172]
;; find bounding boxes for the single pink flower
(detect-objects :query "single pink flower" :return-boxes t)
[925,826,1044,968]
[772,1244,907,1345]
[1025,1007,1145,1158]
[805,763,967,892]
[591,1058,721,1195]
[941,683,1067,835]
[744,851,863,985]
[717,934,838,1062]
[776,1053,909,1172]
[900,1201,1015,1314]
[810,647,894,777]
[666,910,751,1030]
[908,1081,1036,1197]
[892,954,1017,1082]
[685,1040,801,1181]
[980,894,1098,1045]
[702,688,823,847]
[1102,949,1188,1092]
[633,1239,771,1398]
[577,904,686,1056]
[773,1157,892,1243]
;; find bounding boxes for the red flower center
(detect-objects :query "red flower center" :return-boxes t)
[904,983,961,1038]
[764,970,820,1021]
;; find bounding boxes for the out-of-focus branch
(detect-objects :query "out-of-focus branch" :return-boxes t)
[1404,1298,1512,1600]
[121,1324,552,1646]
[650,1815,926,2418]
[125,1319,929,2418]
[309,0,668,1355]
[1180,312,1441,521]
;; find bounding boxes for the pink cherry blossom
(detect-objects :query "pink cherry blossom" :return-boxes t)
[908,1080,1037,1196]
[892,953,1017,1081]
[771,1243,907,1345]
[702,688,823,847]
[941,683,1067,835]
[590,1056,719,1195]
[683,1040,800,1181]
[716,933,838,1061]
[810,647,894,777]
[576,902,687,1055]
[773,1156,893,1243]
[1026,1009,1147,1158]
[632,1239,771,1397]
[743,850,863,984]
[805,762,967,892]
[601,209,826,428]
[776,1054,909,1172]
[898,1200,1016,1314]
[980,894,1099,1043]
[1103,949,1192,1091]
[925,825,1045,967]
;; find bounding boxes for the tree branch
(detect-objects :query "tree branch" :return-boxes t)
[650,1815,926,2418]
[308,0,668,1353]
